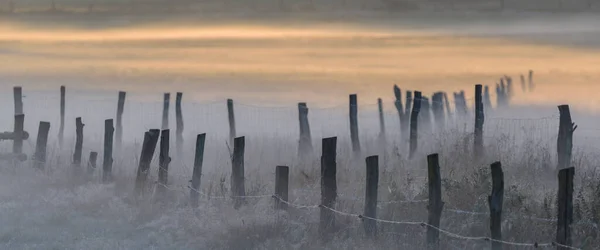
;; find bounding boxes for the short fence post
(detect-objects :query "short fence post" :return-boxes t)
[175,92,184,157]
[13,114,25,155]
[162,93,170,130]
[274,165,289,210]
[363,155,379,237]
[115,91,126,150]
[474,84,485,158]
[33,121,51,169]
[377,98,386,142]
[102,119,114,183]
[73,117,84,170]
[298,102,312,157]
[557,105,576,171]
[190,133,206,207]
[488,161,504,250]
[227,99,236,145]
[87,151,98,175]
[59,85,65,147]
[157,129,171,198]
[135,129,160,195]
[556,167,575,250]
[427,153,443,249]
[320,137,337,237]
[349,94,360,153]
[231,136,246,209]
[409,91,422,159]
[13,86,23,115]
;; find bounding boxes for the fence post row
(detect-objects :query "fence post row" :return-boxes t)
[231,136,246,209]
[320,137,337,238]
[190,133,206,207]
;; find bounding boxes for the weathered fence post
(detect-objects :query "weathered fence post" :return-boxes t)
[14,86,23,115]
[231,136,246,209]
[175,92,184,156]
[405,91,413,135]
[488,161,504,250]
[59,85,65,147]
[190,133,206,207]
[102,119,114,183]
[157,129,171,198]
[484,85,492,110]
[298,102,312,157]
[557,105,576,170]
[442,92,452,118]
[474,84,485,158]
[33,122,51,169]
[377,98,385,142]
[420,96,432,134]
[363,155,379,237]
[528,70,534,92]
[73,117,84,169]
[162,93,170,130]
[349,94,360,153]
[427,153,443,249]
[520,74,526,93]
[135,129,160,194]
[227,99,236,145]
[87,151,98,175]
[556,167,574,250]
[393,85,406,137]
[409,91,422,159]
[431,92,445,132]
[320,137,337,237]
[115,91,126,150]
[274,165,289,210]
[506,76,513,100]
[13,114,25,155]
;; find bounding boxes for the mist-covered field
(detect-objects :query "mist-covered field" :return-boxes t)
[0,11,599,250]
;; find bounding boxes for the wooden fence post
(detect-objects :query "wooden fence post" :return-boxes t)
[431,92,445,132]
[520,74,527,93]
[528,70,534,92]
[393,85,406,137]
[175,92,184,157]
[59,85,65,147]
[557,105,576,170]
[442,92,452,118]
[377,98,386,142]
[556,167,575,250]
[320,137,337,237]
[474,84,485,159]
[13,114,25,155]
[227,99,236,145]
[87,151,98,175]
[420,96,431,134]
[506,76,513,100]
[157,129,171,198]
[73,117,84,169]
[162,93,170,130]
[349,94,360,153]
[190,133,206,207]
[488,161,504,250]
[115,91,126,150]
[363,155,379,237]
[231,136,246,209]
[484,85,492,110]
[409,91,422,159]
[135,129,160,194]
[298,102,313,157]
[404,91,413,136]
[427,153,443,249]
[33,121,51,169]
[274,165,289,210]
[102,119,114,183]
[14,86,23,115]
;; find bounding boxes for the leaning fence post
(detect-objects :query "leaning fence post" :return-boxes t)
[363,155,379,237]
[557,105,576,170]
[298,102,312,157]
[409,91,422,159]
[349,94,360,153]
[231,136,246,209]
[135,129,160,195]
[227,99,236,145]
[175,92,184,157]
[59,85,65,147]
[556,167,575,250]
[474,84,485,158]
[33,121,51,169]
[115,91,126,150]
[13,86,23,115]
[274,165,289,210]
[161,93,170,130]
[13,114,25,155]
[190,133,206,207]
[427,153,443,249]
[320,137,337,237]
[488,161,504,250]
[73,117,84,170]
[87,151,98,175]
[157,129,171,198]
[102,119,114,183]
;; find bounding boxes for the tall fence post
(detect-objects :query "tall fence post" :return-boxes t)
[157,129,171,198]
[231,136,246,209]
[135,129,160,195]
[377,98,386,142]
[13,114,25,155]
[88,151,98,176]
[409,91,422,159]
[427,153,443,249]
[175,92,184,157]
[102,119,114,183]
[349,94,360,153]
[488,161,504,250]
[115,91,126,150]
[13,86,23,115]
[274,165,289,210]
[73,117,84,170]
[320,137,337,237]
[227,99,236,145]
[474,84,485,159]
[298,102,312,157]
[190,133,206,207]
[556,167,574,250]
[162,93,170,130]
[33,121,51,169]
[363,155,379,237]
[557,105,576,170]
[59,85,65,147]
